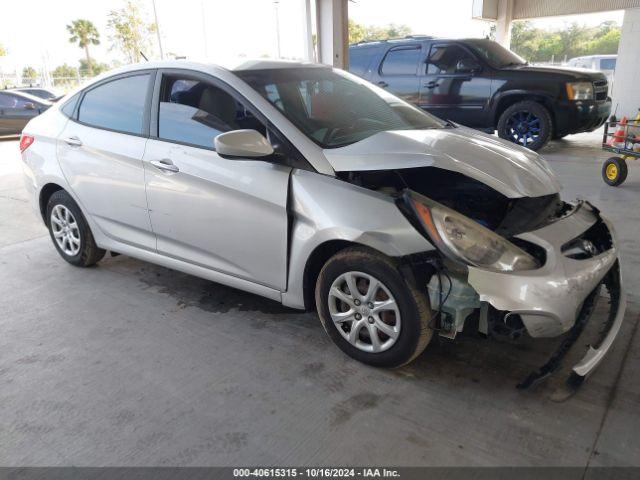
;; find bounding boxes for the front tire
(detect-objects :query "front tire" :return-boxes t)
[497,101,552,151]
[46,190,105,267]
[315,246,432,368]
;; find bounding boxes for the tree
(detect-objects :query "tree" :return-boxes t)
[348,20,412,44]
[51,64,78,86]
[0,44,6,56]
[22,66,37,84]
[108,0,156,63]
[510,21,621,63]
[67,19,100,76]
[79,58,109,77]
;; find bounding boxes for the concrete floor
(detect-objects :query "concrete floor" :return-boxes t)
[0,133,639,467]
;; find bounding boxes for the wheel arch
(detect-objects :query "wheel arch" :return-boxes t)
[302,239,360,311]
[39,183,65,224]
[493,92,556,130]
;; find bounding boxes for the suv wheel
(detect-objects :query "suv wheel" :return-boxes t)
[315,246,433,368]
[497,101,552,151]
[46,190,105,267]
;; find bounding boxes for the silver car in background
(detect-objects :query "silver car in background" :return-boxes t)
[20,60,625,391]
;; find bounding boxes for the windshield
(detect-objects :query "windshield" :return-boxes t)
[235,67,446,148]
[465,39,527,68]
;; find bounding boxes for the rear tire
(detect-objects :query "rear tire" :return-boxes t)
[46,190,105,267]
[315,246,432,368]
[498,101,552,151]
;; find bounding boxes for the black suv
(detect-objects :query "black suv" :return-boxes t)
[349,37,611,150]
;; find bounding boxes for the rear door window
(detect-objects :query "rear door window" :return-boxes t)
[380,46,421,76]
[78,74,150,135]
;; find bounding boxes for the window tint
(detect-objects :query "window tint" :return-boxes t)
[380,47,421,75]
[427,44,475,74]
[60,92,81,118]
[349,48,373,76]
[78,74,150,134]
[158,75,266,149]
[600,58,616,70]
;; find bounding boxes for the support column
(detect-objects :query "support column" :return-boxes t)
[495,0,514,49]
[316,0,348,69]
[301,0,315,62]
[612,8,640,117]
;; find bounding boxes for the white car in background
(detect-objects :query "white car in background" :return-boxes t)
[19,60,626,393]
[567,55,617,86]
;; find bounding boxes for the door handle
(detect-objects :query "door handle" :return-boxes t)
[377,81,389,88]
[150,159,179,173]
[424,81,439,89]
[63,136,82,147]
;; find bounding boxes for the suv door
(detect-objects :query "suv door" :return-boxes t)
[0,92,40,135]
[369,43,423,104]
[57,71,156,250]
[142,70,291,290]
[419,42,491,127]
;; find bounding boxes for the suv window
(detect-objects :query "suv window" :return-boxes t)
[600,58,616,70]
[349,48,373,76]
[78,74,150,135]
[158,75,266,150]
[380,46,421,75]
[427,44,475,75]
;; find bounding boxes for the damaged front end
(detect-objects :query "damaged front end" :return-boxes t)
[336,164,625,391]
[398,189,625,391]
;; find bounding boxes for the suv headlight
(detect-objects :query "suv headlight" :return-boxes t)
[566,82,594,100]
[403,192,539,272]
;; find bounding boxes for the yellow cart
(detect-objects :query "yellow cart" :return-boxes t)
[602,120,637,186]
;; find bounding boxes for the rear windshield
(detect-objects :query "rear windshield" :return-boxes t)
[235,67,445,148]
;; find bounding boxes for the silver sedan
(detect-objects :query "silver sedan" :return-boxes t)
[20,60,625,390]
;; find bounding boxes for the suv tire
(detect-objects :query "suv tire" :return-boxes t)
[46,190,106,267]
[315,246,432,368]
[497,101,553,151]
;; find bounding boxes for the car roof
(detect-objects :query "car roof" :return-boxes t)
[349,36,494,48]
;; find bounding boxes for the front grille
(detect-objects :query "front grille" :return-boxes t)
[594,80,608,102]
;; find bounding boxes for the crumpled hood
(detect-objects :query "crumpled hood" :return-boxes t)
[322,126,561,198]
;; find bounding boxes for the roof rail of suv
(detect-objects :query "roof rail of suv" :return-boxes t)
[351,35,434,46]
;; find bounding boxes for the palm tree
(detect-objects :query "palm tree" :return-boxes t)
[67,19,100,76]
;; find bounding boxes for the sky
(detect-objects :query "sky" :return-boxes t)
[0,0,626,76]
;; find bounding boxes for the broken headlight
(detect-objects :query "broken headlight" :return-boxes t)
[404,192,539,272]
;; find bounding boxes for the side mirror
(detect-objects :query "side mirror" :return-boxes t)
[214,129,274,160]
[24,102,37,110]
[456,59,480,74]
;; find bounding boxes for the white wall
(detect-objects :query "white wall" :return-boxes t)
[612,8,640,117]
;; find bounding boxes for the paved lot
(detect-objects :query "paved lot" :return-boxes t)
[0,133,639,467]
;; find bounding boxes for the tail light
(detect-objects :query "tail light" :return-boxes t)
[20,134,35,153]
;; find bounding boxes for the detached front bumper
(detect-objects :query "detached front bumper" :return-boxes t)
[468,202,626,383]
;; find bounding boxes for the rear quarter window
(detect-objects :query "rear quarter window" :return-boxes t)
[349,48,374,76]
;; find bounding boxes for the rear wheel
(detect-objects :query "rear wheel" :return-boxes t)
[602,157,628,186]
[497,101,552,151]
[315,246,432,368]
[46,190,105,267]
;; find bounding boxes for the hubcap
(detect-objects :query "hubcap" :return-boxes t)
[606,163,618,180]
[327,271,401,353]
[506,110,541,146]
[50,205,81,256]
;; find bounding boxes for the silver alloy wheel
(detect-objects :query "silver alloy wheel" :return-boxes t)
[328,271,401,353]
[50,205,81,257]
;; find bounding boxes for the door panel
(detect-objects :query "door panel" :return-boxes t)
[143,139,291,290]
[57,121,154,249]
[419,43,491,127]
